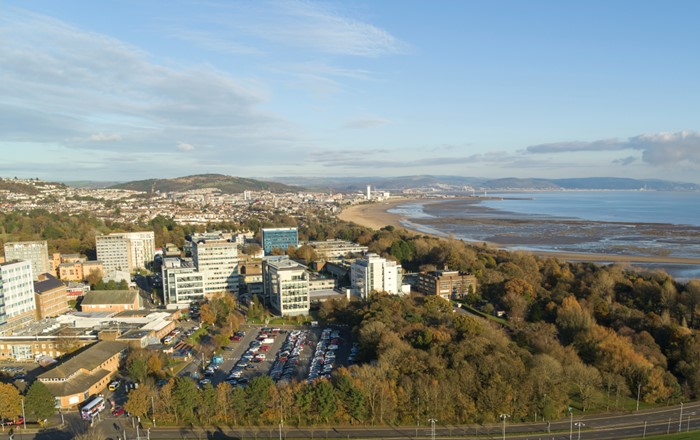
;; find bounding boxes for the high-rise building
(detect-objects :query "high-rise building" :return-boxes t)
[162,257,205,306]
[192,239,239,294]
[350,253,402,299]
[0,260,37,332]
[261,227,298,255]
[262,256,309,316]
[33,273,69,319]
[96,231,155,273]
[4,241,50,280]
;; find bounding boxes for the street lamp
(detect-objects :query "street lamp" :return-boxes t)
[574,422,585,440]
[499,414,510,440]
[428,418,437,440]
[569,407,574,440]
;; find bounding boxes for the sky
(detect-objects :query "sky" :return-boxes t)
[2,1,700,183]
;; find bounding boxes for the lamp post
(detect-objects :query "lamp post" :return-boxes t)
[679,402,684,432]
[499,414,510,440]
[151,396,156,427]
[428,418,437,440]
[569,407,573,440]
[574,422,585,440]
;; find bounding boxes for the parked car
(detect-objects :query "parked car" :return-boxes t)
[112,407,125,417]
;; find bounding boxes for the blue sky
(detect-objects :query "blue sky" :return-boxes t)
[2,1,700,183]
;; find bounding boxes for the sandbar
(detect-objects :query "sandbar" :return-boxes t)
[338,198,700,266]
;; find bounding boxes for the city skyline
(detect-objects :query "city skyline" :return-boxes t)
[2,1,700,183]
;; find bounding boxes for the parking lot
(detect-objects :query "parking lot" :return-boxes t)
[194,324,353,388]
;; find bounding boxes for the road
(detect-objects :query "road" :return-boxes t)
[5,400,698,439]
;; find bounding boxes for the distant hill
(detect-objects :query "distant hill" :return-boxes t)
[0,178,67,195]
[110,174,301,194]
[482,177,700,191]
[268,175,700,192]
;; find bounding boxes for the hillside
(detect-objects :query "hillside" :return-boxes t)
[110,174,301,194]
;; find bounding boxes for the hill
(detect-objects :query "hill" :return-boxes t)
[109,174,301,194]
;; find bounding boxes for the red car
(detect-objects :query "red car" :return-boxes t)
[260,345,270,351]
[231,335,242,341]
[112,407,125,417]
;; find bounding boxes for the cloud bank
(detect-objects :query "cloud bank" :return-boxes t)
[527,131,700,166]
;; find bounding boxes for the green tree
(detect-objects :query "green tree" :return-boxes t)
[314,380,337,423]
[24,381,56,422]
[128,358,148,383]
[173,377,199,422]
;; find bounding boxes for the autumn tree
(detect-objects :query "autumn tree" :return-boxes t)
[0,383,22,421]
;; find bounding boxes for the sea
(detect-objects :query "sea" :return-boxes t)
[389,191,700,281]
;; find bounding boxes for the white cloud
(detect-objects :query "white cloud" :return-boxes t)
[0,6,306,169]
[177,142,195,152]
[526,131,700,166]
[342,117,391,130]
[237,0,407,57]
[89,133,122,142]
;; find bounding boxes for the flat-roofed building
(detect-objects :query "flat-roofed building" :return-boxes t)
[162,258,205,306]
[33,273,69,319]
[303,239,368,259]
[350,253,402,299]
[96,231,155,273]
[261,227,298,255]
[4,241,49,281]
[416,270,477,300]
[80,290,140,313]
[192,239,239,294]
[58,259,104,282]
[262,256,309,316]
[0,260,36,333]
[38,341,127,408]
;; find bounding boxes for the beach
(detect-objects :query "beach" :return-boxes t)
[338,197,700,267]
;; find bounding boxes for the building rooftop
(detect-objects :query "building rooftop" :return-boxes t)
[34,274,66,294]
[81,290,138,306]
[38,341,126,380]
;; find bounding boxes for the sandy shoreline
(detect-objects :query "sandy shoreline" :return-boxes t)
[338,198,700,266]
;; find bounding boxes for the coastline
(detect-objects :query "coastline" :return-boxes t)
[337,198,700,266]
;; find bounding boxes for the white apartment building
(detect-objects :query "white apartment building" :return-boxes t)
[96,231,155,273]
[350,253,403,299]
[262,256,309,317]
[192,239,239,294]
[162,258,205,306]
[4,241,50,280]
[303,239,368,259]
[0,260,37,331]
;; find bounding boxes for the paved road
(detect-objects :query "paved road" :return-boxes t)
[5,400,698,440]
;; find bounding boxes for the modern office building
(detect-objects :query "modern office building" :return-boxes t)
[4,241,50,280]
[262,256,309,316]
[192,239,239,294]
[350,253,402,299]
[162,257,205,306]
[33,273,69,319]
[416,270,478,300]
[0,260,37,332]
[261,227,298,255]
[96,231,155,273]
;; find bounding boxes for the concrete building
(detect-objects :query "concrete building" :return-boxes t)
[33,273,69,319]
[192,239,239,294]
[80,290,140,313]
[262,256,309,316]
[350,253,403,299]
[58,259,104,282]
[0,260,36,333]
[96,231,155,272]
[416,270,478,300]
[261,227,298,255]
[4,241,50,280]
[238,262,263,304]
[162,257,205,306]
[38,341,127,408]
[303,239,368,259]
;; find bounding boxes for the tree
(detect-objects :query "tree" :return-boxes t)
[0,383,21,421]
[314,380,337,423]
[173,377,199,422]
[124,385,151,419]
[127,358,148,383]
[24,381,56,422]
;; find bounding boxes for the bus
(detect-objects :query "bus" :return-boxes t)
[80,396,105,421]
